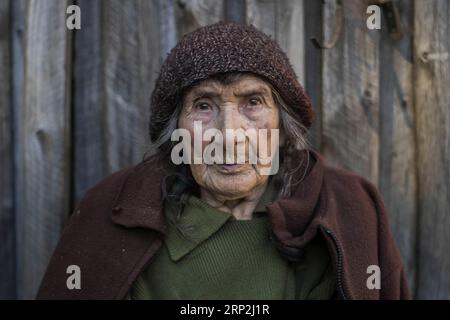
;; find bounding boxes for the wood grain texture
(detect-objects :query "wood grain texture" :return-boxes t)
[414,0,450,299]
[224,0,246,23]
[321,0,380,186]
[0,0,16,299]
[158,0,177,61]
[246,0,305,84]
[304,0,323,150]
[175,0,224,37]
[73,0,106,203]
[14,0,72,299]
[102,0,161,173]
[378,0,417,294]
[10,0,26,298]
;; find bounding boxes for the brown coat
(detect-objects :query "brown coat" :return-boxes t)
[36,149,410,300]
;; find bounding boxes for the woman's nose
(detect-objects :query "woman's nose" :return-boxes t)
[217,105,248,163]
[219,105,242,132]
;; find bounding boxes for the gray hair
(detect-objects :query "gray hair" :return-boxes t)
[145,72,311,199]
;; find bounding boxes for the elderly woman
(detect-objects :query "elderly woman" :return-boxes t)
[37,22,409,300]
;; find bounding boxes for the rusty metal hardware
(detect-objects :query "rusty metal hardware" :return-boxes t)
[310,0,343,50]
[375,0,403,40]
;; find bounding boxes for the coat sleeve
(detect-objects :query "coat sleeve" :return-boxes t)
[36,167,133,299]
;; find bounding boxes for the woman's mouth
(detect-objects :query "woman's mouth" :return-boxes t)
[222,164,241,170]
[214,163,246,173]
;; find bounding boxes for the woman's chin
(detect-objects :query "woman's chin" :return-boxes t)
[205,175,262,199]
[191,164,267,199]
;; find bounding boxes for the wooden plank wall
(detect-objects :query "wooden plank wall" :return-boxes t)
[246,0,305,84]
[73,0,162,202]
[378,0,417,293]
[318,0,418,291]
[0,0,15,300]
[9,0,26,300]
[312,0,449,298]
[413,0,450,299]
[322,0,381,186]
[1,0,449,299]
[13,0,73,299]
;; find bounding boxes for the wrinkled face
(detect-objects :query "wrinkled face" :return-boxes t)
[178,73,280,200]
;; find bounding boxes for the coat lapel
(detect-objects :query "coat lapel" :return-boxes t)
[110,156,170,235]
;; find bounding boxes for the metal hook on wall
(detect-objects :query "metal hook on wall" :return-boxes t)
[310,0,343,50]
[377,0,403,40]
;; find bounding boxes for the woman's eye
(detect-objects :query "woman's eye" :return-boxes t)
[195,102,212,112]
[247,98,262,108]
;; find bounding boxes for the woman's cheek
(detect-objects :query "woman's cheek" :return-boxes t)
[247,108,278,128]
[182,120,216,153]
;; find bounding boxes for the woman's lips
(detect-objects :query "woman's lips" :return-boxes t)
[214,163,246,173]
[222,164,241,170]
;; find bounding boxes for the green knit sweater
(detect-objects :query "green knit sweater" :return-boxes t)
[128,180,335,300]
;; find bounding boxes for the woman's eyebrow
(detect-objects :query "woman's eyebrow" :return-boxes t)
[233,86,270,98]
[190,87,221,101]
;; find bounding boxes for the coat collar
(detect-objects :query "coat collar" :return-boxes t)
[164,196,232,261]
[110,156,170,234]
[164,176,277,261]
[266,149,327,248]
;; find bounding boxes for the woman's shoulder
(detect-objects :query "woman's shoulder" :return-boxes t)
[76,165,136,210]
[321,161,382,204]
[78,156,168,208]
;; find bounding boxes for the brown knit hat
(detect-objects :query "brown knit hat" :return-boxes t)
[149,21,314,143]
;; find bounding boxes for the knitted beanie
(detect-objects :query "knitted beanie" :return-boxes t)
[149,21,314,143]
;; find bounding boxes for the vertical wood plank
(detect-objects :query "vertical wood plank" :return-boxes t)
[224,0,246,23]
[246,0,305,84]
[175,0,224,38]
[378,0,417,293]
[275,0,305,85]
[321,0,380,185]
[11,0,26,300]
[158,0,177,61]
[414,0,450,299]
[15,0,72,299]
[73,0,106,203]
[102,0,161,172]
[74,0,169,202]
[304,0,323,150]
[0,0,16,300]
[245,0,275,37]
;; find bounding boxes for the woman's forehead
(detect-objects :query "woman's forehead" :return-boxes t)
[185,73,272,99]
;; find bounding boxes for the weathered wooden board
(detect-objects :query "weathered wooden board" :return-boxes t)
[304,0,323,150]
[10,0,26,300]
[14,0,72,299]
[73,0,106,203]
[246,0,305,84]
[414,0,450,299]
[321,0,380,186]
[158,0,177,61]
[101,0,161,172]
[73,0,171,202]
[378,0,417,294]
[224,0,245,23]
[175,0,224,37]
[0,0,16,300]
